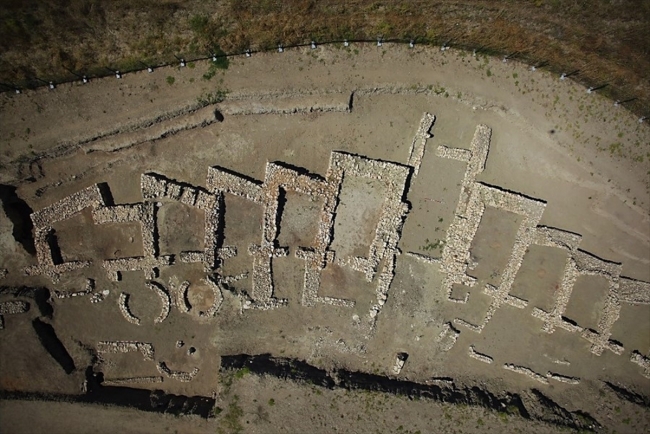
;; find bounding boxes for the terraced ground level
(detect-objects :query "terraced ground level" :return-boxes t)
[0,44,649,433]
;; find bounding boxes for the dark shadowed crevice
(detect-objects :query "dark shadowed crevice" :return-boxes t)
[604,381,650,407]
[0,369,216,418]
[31,318,76,374]
[0,184,35,254]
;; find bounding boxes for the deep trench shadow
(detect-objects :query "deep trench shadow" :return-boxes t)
[0,366,216,418]
[31,318,76,374]
[0,184,35,254]
[221,353,600,432]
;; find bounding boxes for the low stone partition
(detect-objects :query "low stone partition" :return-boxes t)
[156,362,199,382]
[407,112,436,175]
[102,376,163,386]
[118,293,140,325]
[97,340,155,361]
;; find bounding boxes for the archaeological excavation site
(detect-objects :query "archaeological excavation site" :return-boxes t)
[0,40,649,433]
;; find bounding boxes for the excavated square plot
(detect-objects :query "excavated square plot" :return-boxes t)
[271,254,304,303]
[157,202,205,256]
[99,351,161,380]
[399,158,466,255]
[509,245,571,312]
[451,283,492,325]
[54,208,143,262]
[221,194,263,275]
[468,207,524,287]
[330,175,386,259]
[276,191,324,249]
[563,274,611,333]
[609,303,650,353]
[317,261,378,311]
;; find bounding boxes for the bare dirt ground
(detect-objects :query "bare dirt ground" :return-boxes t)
[0,44,649,433]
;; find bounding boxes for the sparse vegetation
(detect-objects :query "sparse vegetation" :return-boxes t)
[197,88,227,106]
[217,394,244,434]
[1,1,648,116]
[234,366,251,379]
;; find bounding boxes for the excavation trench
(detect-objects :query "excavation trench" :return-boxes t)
[221,353,600,432]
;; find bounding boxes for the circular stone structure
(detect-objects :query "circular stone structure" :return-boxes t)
[0,44,648,433]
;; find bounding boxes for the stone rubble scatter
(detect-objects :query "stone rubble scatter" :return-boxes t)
[391,352,408,375]
[90,290,109,304]
[0,301,29,314]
